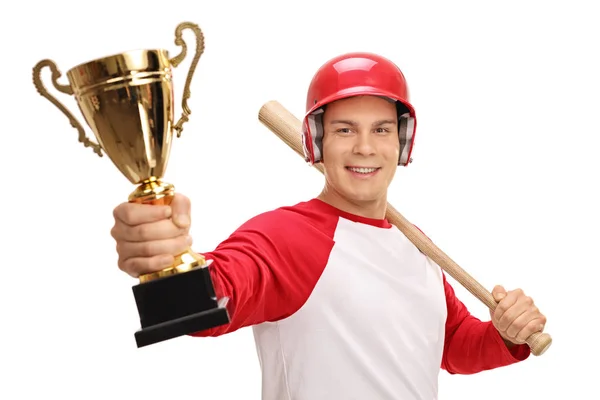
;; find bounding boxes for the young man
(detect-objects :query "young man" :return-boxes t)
[110,52,547,399]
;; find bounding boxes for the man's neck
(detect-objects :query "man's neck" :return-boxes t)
[317,188,388,220]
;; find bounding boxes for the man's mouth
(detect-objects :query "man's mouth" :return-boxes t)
[345,166,380,174]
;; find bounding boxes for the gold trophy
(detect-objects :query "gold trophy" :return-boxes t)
[32,21,230,348]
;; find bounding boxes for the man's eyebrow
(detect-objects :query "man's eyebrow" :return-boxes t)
[372,119,397,126]
[328,119,357,126]
[328,119,397,126]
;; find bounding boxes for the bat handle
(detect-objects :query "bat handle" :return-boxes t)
[449,272,553,357]
[525,331,552,356]
[465,277,552,357]
[486,289,552,356]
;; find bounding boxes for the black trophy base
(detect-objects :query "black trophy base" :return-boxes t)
[132,264,231,348]
[134,297,229,348]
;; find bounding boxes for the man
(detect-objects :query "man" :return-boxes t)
[110,52,547,399]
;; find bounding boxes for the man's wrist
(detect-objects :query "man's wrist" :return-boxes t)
[502,337,517,349]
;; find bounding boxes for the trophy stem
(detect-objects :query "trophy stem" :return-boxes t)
[128,176,175,204]
[129,177,207,284]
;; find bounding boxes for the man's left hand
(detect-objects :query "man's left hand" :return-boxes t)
[490,285,547,347]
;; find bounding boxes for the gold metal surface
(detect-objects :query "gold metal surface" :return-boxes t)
[138,250,208,284]
[32,22,207,283]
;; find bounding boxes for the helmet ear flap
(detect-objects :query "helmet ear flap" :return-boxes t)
[303,107,325,164]
[398,112,416,166]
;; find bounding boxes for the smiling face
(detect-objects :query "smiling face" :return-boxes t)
[319,95,400,217]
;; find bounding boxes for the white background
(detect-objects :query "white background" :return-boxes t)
[1,0,598,398]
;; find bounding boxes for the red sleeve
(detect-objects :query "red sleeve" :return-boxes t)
[441,273,531,374]
[189,207,336,337]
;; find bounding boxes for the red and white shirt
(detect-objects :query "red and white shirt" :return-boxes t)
[193,198,530,399]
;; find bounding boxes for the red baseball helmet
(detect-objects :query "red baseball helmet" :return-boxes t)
[302,52,417,166]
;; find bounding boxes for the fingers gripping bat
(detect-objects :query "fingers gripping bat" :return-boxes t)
[258,100,552,357]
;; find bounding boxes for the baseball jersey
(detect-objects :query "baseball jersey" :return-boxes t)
[193,198,530,399]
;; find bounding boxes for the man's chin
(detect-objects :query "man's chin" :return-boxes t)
[345,192,385,204]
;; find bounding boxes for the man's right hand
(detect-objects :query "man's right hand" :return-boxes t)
[110,193,193,278]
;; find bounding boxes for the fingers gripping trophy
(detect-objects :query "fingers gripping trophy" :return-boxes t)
[31,22,230,348]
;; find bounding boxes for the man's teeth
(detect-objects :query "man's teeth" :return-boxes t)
[348,167,378,174]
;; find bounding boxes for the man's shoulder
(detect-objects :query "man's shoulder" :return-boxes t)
[209,198,338,263]
[234,198,340,238]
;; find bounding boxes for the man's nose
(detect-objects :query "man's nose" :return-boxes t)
[352,132,376,156]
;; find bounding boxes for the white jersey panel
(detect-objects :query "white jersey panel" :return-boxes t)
[253,217,448,400]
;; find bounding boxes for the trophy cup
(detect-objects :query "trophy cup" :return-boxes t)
[32,21,230,348]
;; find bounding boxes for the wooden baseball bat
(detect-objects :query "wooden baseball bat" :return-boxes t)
[258,100,552,357]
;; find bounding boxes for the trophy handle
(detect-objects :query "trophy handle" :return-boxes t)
[32,59,103,157]
[169,21,206,138]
